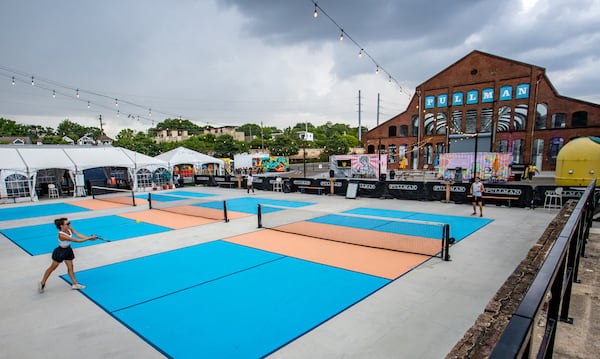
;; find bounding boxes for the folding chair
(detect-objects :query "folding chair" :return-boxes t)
[544,187,563,209]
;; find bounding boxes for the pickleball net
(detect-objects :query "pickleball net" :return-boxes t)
[257,204,451,260]
[148,192,228,222]
[91,186,137,206]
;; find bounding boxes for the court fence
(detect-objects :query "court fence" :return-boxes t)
[448,179,597,358]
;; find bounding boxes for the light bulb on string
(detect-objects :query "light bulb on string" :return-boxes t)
[339,30,344,41]
[358,49,363,58]
[76,89,79,98]
[149,108,152,117]
[375,66,379,75]
[87,101,90,109]
[115,98,118,107]
[11,76,15,85]
[31,76,35,86]
[52,90,56,98]
[313,4,318,18]
[117,110,120,117]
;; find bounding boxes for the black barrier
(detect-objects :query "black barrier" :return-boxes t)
[194,175,210,186]
[387,181,428,200]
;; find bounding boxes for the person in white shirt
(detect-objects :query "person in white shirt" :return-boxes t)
[247,169,255,194]
[470,177,485,217]
[38,218,97,293]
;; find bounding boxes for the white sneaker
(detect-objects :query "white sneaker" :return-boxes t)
[38,282,45,293]
[71,283,86,290]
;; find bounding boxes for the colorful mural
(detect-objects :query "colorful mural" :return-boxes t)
[252,157,290,172]
[437,152,512,181]
[330,154,387,179]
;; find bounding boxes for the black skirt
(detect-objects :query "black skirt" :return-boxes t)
[51,246,75,262]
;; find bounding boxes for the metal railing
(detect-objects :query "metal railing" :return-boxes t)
[489,179,597,358]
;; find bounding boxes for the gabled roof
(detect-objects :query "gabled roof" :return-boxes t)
[155,146,224,167]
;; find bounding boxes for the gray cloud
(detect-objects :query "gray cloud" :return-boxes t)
[0,0,598,137]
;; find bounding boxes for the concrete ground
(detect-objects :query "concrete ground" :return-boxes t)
[0,177,594,358]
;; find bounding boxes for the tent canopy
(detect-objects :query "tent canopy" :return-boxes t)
[155,147,224,169]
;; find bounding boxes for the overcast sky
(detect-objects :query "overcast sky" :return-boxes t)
[1,0,598,138]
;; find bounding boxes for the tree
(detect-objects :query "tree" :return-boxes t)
[0,118,27,136]
[155,118,203,135]
[269,135,300,156]
[56,119,87,140]
[321,133,349,160]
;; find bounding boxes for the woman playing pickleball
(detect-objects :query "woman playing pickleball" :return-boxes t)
[38,217,97,293]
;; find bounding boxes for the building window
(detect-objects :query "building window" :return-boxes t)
[436,142,445,157]
[551,113,566,128]
[496,139,509,153]
[451,110,462,133]
[5,173,30,198]
[531,139,544,166]
[514,104,528,131]
[411,115,419,136]
[424,113,435,135]
[424,144,433,165]
[399,144,407,161]
[480,108,493,132]
[572,111,588,127]
[388,126,397,137]
[535,103,547,129]
[388,144,397,164]
[465,109,477,133]
[399,125,408,137]
[411,145,418,169]
[367,145,375,154]
[436,113,447,134]
[512,139,524,164]
[497,106,511,132]
[548,137,564,164]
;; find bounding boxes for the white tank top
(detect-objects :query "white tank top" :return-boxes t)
[58,230,72,248]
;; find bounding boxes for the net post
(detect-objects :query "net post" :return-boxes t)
[91,186,96,200]
[443,223,451,261]
[223,200,229,222]
[131,190,136,206]
[148,193,153,209]
[257,204,262,228]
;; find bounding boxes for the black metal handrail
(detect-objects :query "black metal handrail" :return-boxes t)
[489,179,596,358]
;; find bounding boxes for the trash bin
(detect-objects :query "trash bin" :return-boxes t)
[514,173,522,181]
[389,170,395,180]
[454,167,463,183]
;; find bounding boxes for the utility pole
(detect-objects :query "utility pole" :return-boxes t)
[376,93,380,126]
[358,90,362,142]
[260,121,264,151]
[99,114,104,134]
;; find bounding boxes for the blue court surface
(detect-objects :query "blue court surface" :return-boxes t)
[201,197,314,214]
[63,240,389,358]
[136,190,216,202]
[342,208,492,241]
[0,215,171,256]
[0,203,90,222]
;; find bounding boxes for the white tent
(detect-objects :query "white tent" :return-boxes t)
[155,147,225,176]
[120,148,169,190]
[0,146,169,201]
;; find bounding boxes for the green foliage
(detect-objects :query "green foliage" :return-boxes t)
[0,118,27,136]
[155,118,204,135]
[269,135,300,156]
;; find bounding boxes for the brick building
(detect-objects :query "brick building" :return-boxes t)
[363,50,600,171]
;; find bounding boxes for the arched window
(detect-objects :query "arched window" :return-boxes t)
[436,113,447,134]
[572,111,588,127]
[5,173,30,197]
[411,115,419,136]
[424,113,435,135]
[548,137,564,164]
[480,108,493,132]
[399,125,408,137]
[512,139,524,164]
[367,145,375,154]
[497,106,511,132]
[496,139,508,153]
[514,104,528,131]
[424,144,433,165]
[136,168,153,188]
[388,144,397,164]
[465,109,477,133]
[388,126,397,137]
[451,110,462,133]
[535,103,547,129]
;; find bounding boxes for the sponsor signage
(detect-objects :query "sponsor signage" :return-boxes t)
[425,83,530,109]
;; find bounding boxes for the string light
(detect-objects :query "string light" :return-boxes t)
[31,76,35,86]
[115,98,118,107]
[87,101,91,109]
[375,65,379,75]
[76,88,79,98]
[309,0,410,97]
[149,108,152,117]
[11,76,15,85]
[52,90,56,98]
